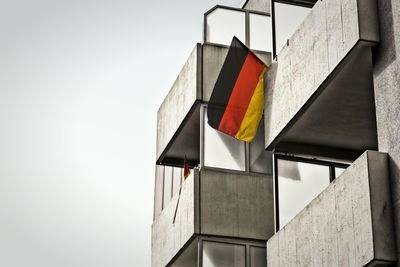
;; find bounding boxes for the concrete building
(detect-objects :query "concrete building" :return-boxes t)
[152,0,400,266]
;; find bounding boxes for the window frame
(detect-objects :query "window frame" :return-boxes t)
[271,0,315,58]
[200,104,272,175]
[273,153,349,231]
[198,236,266,267]
[203,5,271,52]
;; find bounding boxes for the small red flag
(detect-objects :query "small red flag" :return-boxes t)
[184,164,190,180]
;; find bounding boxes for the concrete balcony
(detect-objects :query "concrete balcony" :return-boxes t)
[151,168,273,267]
[264,0,380,160]
[156,43,270,167]
[267,150,396,266]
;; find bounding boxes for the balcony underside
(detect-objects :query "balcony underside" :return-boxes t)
[272,46,378,160]
[157,103,201,167]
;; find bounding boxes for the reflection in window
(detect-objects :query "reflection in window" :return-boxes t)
[274,2,311,54]
[249,120,273,174]
[163,166,173,206]
[249,13,272,52]
[206,8,246,46]
[204,107,246,171]
[250,246,266,267]
[154,165,164,219]
[202,241,245,267]
[277,159,330,229]
[335,167,346,178]
[172,167,182,196]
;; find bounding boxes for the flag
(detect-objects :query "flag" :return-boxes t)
[183,163,190,180]
[207,36,267,142]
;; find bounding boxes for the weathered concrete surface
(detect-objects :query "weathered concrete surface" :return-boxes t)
[264,0,380,150]
[242,0,270,13]
[372,0,400,264]
[153,165,164,221]
[200,169,274,240]
[152,168,274,267]
[202,44,271,103]
[156,44,201,161]
[267,151,396,266]
[151,169,199,267]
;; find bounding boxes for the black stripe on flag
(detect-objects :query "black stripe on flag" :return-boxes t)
[207,37,249,130]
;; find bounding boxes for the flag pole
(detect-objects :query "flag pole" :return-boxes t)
[172,156,186,224]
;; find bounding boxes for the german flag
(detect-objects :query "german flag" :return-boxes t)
[207,36,267,142]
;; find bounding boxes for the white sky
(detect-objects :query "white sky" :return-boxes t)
[0,0,243,266]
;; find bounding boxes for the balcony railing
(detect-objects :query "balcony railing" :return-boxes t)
[204,5,272,52]
[151,168,274,267]
[267,150,397,266]
[264,0,380,160]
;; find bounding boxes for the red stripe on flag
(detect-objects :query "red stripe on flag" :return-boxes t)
[218,52,265,136]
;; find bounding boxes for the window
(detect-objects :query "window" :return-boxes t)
[249,246,266,267]
[200,237,266,267]
[202,241,245,267]
[203,106,272,174]
[153,165,193,218]
[204,6,272,52]
[205,7,246,46]
[274,155,348,230]
[249,13,272,51]
[271,0,314,57]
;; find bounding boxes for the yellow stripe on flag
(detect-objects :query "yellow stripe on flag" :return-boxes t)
[235,67,267,142]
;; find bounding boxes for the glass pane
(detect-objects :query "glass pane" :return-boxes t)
[163,166,173,206]
[335,167,346,178]
[278,159,330,229]
[204,107,246,171]
[202,241,245,267]
[206,8,246,46]
[274,2,311,54]
[154,165,164,217]
[250,246,266,267]
[249,13,272,52]
[250,119,273,174]
[172,167,182,196]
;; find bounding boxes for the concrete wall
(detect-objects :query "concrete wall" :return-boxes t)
[151,169,199,267]
[264,0,379,149]
[372,0,400,264]
[153,165,164,220]
[151,168,274,267]
[156,44,201,161]
[267,151,396,266]
[243,0,270,14]
[200,169,274,240]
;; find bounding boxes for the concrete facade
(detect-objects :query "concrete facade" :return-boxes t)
[267,151,396,266]
[264,0,379,150]
[152,0,400,266]
[151,169,273,266]
[373,1,400,264]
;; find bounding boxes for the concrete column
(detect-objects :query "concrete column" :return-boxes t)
[372,0,400,264]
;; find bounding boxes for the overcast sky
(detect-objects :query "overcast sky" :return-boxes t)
[0,0,243,266]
